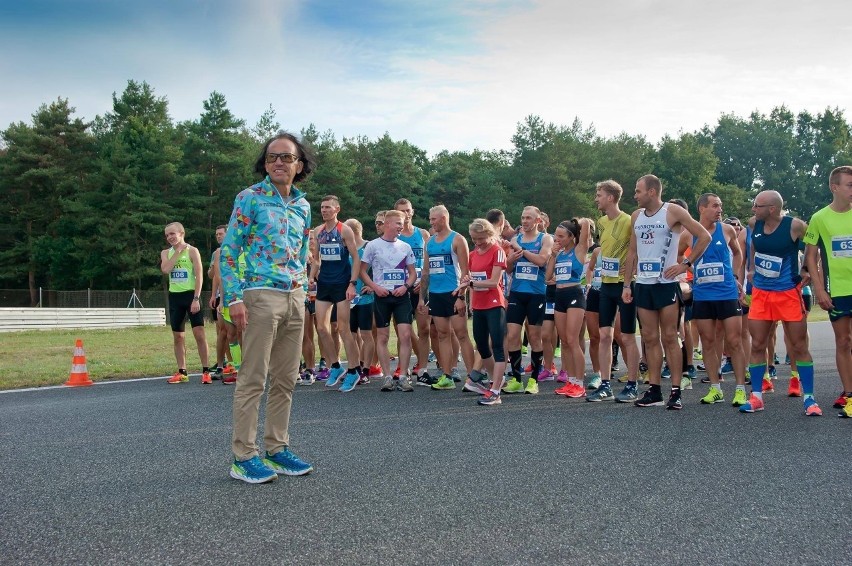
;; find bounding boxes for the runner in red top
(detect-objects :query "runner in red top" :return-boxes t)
[457,218,507,406]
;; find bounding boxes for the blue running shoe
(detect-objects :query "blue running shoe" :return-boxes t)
[768,365,777,379]
[338,371,360,392]
[263,448,313,476]
[230,456,277,484]
[720,358,734,374]
[662,365,671,379]
[326,366,346,388]
[683,365,696,379]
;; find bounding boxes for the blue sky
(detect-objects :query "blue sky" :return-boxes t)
[1,0,849,154]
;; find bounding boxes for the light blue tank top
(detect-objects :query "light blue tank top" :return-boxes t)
[511,232,546,294]
[426,231,459,294]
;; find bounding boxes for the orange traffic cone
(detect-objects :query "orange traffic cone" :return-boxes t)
[65,338,93,387]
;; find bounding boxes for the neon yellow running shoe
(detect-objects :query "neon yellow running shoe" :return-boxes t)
[731,389,748,407]
[431,375,456,390]
[839,396,852,418]
[524,379,539,395]
[502,377,523,394]
[700,387,724,404]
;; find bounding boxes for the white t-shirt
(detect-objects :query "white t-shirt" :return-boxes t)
[361,238,416,290]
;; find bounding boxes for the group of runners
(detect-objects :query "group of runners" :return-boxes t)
[160,132,852,484]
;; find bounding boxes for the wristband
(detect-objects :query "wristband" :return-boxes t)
[193,296,200,301]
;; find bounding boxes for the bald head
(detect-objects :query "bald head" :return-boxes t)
[756,190,783,208]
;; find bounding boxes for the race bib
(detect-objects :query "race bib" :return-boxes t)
[471,271,487,291]
[545,301,555,315]
[637,258,662,279]
[381,269,405,289]
[754,252,782,278]
[695,261,724,285]
[515,261,539,281]
[320,243,341,261]
[831,235,852,258]
[601,257,619,278]
[554,262,572,283]
[429,256,445,275]
[592,267,602,286]
[170,268,189,282]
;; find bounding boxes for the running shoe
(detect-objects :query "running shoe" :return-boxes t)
[666,392,683,410]
[731,389,748,407]
[368,365,383,378]
[720,358,733,374]
[696,362,706,372]
[611,359,621,372]
[615,383,638,403]
[700,388,724,404]
[586,373,602,390]
[223,363,237,375]
[201,371,212,385]
[617,373,629,383]
[478,390,502,406]
[469,368,490,383]
[298,370,316,386]
[463,379,490,394]
[223,375,237,385]
[834,392,848,409]
[524,379,539,395]
[586,384,613,402]
[230,456,277,484]
[338,372,360,393]
[693,348,703,361]
[787,376,802,397]
[397,375,414,392]
[773,353,780,365]
[681,377,693,390]
[524,362,534,374]
[451,368,462,382]
[428,351,437,363]
[431,375,456,390]
[538,368,555,382]
[683,365,697,379]
[393,366,402,379]
[316,368,330,381]
[784,353,790,365]
[639,362,650,384]
[768,365,777,379]
[701,374,724,384]
[263,448,313,476]
[380,376,396,392]
[565,382,586,398]
[839,397,852,418]
[211,367,224,381]
[416,371,438,387]
[661,364,671,379]
[762,378,774,393]
[556,370,569,383]
[739,394,764,413]
[326,366,346,388]
[502,377,523,394]
[634,389,664,407]
[803,398,822,417]
[167,372,188,384]
[521,345,528,355]
[554,383,574,396]
[554,347,561,357]
[358,369,370,385]
[318,358,328,371]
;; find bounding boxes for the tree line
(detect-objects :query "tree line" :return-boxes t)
[2,80,850,303]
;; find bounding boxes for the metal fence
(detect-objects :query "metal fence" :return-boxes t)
[0,289,215,322]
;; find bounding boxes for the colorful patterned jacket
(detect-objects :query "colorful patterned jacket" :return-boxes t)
[221,176,311,305]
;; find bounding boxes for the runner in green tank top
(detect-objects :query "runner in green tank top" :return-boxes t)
[160,221,211,384]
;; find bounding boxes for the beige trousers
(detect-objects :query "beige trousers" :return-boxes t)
[232,288,306,460]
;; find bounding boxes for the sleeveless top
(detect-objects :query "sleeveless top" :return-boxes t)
[634,203,681,285]
[511,232,546,294]
[752,216,800,292]
[316,221,351,285]
[692,222,738,301]
[426,231,460,293]
[554,248,584,285]
[168,247,195,293]
[399,228,425,283]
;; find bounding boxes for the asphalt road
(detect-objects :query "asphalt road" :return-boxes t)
[1,321,849,565]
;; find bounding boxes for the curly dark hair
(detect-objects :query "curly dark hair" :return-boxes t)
[253,131,317,183]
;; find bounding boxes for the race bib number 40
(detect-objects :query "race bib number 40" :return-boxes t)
[754,252,782,278]
[601,257,619,278]
[831,235,852,258]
